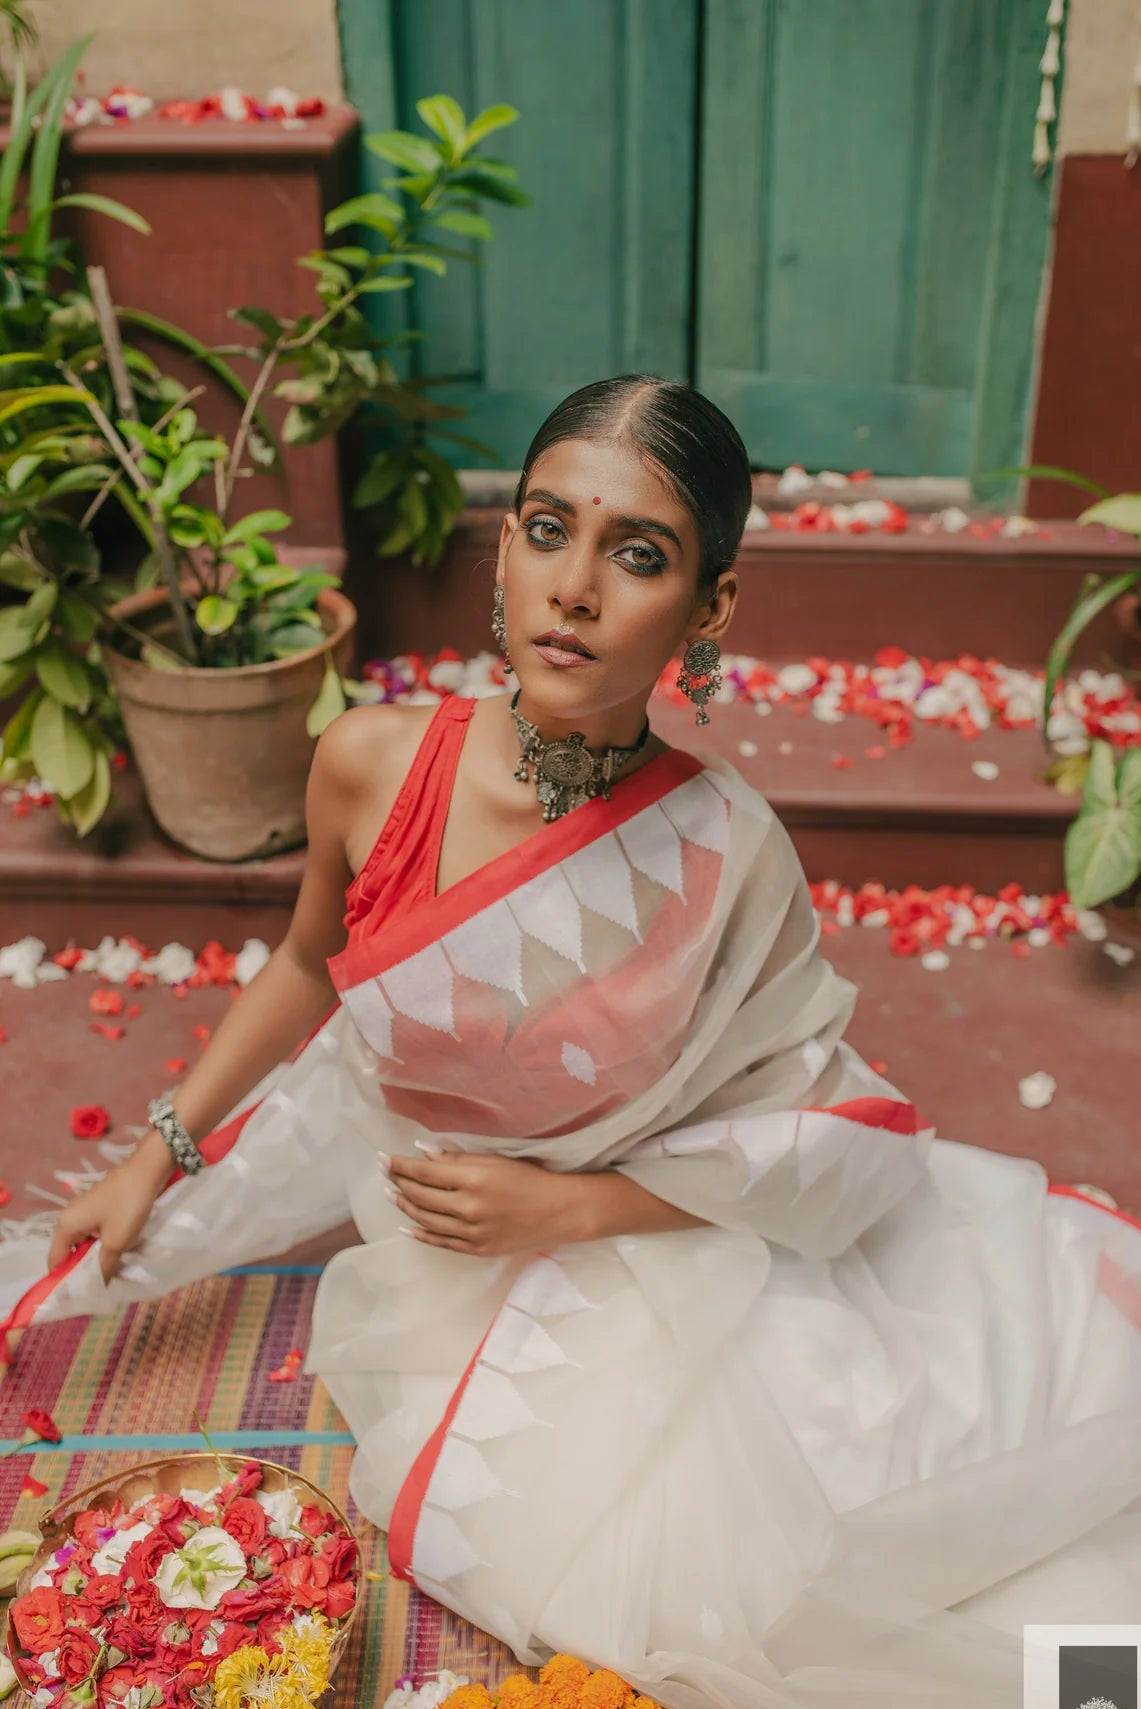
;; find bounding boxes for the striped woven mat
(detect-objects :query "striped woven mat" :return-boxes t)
[0,1269,528,1702]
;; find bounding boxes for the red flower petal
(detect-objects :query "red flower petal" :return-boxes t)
[21,1473,49,1498]
[22,1409,62,1444]
[69,1104,111,1139]
[125,1002,141,1019]
[90,1022,125,1041]
[88,988,124,1017]
[0,1183,11,1208]
[191,1024,211,1043]
[164,1057,188,1074]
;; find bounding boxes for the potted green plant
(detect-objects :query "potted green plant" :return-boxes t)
[1,92,526,857]
[1012,467,1141,912]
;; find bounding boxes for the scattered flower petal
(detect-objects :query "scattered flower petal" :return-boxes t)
[68,1105,111,1140]
[971,760,1000,781]
[164,1057,188,1074]
[20,1474,48,1499]
[1019,1071,1057,1111]
[921,951,950,972]
[737,741,758,758]
[1105,942,1136,966]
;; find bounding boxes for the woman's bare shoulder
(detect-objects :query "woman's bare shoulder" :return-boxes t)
[312,701,438,798]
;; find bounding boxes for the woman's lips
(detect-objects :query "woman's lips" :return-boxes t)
[531,635,598,668]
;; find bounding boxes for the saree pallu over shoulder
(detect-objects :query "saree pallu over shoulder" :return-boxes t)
[5,743,1141,1708]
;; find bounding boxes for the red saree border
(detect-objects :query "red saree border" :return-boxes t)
[1047,1182,1141,1237]
[387,1318,498,1585]
[327,747,704,991]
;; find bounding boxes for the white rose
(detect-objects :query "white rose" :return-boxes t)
[152,1525,246,1610]
[1018,1071,1057,1111]
[254,1484,302,1538]
[92,1519,153,1576]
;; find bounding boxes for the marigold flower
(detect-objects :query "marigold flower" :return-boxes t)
[494,1677,542,1709]
[631,1699,661,1709]
[538,1657,591,1691]
[578,1670,634,1709]
[440,1688,495,1709]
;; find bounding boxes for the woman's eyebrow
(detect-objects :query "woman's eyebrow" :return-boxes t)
[614,514,682,551]
[523,489,682,551]
[522,487,575,516]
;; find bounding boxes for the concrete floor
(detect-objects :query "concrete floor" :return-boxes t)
[1,912,1138,1259]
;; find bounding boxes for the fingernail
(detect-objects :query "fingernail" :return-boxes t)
[377,1152,392,1175]
[414,1140,444,1158]
[384,1185,399,1205]
[397,1225,418,1239]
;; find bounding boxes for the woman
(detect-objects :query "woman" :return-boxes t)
[11,377,1141,1708]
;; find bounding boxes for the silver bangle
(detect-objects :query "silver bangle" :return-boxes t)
[147,1097,206,1176]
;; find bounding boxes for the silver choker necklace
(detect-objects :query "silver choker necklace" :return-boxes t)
[509,689,651,822]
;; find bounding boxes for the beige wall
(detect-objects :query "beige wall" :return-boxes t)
[1058,0,1137,156]
[34,0,345,103]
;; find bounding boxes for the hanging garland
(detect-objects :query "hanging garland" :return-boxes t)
[1034,0,1065,175]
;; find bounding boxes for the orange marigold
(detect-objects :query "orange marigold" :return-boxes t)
[578,1671,635,1709]
[632,1699,661,1709]
[495,1676,543,1709]
[538,1657,591,1692]
[441,1688,496,1709]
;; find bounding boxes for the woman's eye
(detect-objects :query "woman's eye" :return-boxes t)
[616,541,666,575]
[525,517,565,547]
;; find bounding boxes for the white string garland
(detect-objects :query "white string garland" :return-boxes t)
[1034,0,1065,175]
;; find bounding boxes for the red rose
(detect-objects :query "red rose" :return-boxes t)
[194,1620,249,1662]
[74,1507,115,1550]
[21,1408,62,1444]
[324,1577,356,1620]
[319,1533,358,1583]
[299,1504,336,1539]
[256,1610,289,1652]
[123,1581,165,1641]
[73,1572,121,1612]
[262,1537,288,1567]
[278,1553,331,1611]
[220,1496,266,1552]
[69,1104,111,1139]
[57,1625,102,1686]
[218,1460,262,1505]
[217,1579,288,1622]
[123,1528,176,1584]
[104,1614,149,1659]
[11,1585,65,1655]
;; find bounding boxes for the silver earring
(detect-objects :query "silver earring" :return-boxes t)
[491,584,513,674]
[677,638,721,725]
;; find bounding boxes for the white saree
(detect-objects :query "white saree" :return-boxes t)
[5,743,1141,1709]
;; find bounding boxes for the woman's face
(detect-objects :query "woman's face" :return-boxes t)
[496,436,736,730]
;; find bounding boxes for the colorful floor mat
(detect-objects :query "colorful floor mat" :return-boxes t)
[0,1271,530,1702]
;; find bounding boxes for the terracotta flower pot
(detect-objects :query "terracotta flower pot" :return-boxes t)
[103,585,356,861]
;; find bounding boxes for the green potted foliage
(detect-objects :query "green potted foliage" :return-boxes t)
[1016,467,1141,912]
[1,90,527,858]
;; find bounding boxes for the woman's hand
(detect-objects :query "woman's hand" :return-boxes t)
[47,1139,172,1283]
[385,1150,594,1257]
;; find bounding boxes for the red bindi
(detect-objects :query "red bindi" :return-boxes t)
[592,496,601,505]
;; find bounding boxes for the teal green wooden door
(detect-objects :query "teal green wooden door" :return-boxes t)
[696,0,1054,477]
[338,0,699,470]
[337,0,1054,479]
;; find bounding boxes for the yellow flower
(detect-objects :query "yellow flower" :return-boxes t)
[213,1644,311,1709]
[440,1688,496,1709]
[578,1670,634,1709]
[632,1698,661,1709]
[538,1656,591,1692]
[494,1676,542,1709]
[278,1614,334,1700]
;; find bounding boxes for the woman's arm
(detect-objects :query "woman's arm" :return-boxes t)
[47,712,373,1276]
[387,1151,709,1257]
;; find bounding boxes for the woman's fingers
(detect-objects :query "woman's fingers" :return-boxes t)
[47,1217,90,1272]
[397,1202,475,1240]
[390,1176,469,1217]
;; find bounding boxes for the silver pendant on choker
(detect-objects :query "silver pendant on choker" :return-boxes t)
[509,690,650,821]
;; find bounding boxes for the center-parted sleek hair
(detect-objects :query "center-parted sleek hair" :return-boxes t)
[513,375,753,591]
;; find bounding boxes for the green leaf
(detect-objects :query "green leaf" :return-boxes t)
[356,274,414,293]
[1118,746,1141,814]
[400,250,448,277]
[0,385,93,426]
[364,129,443,175]
[0,605,37,663]
[447,164,530,206]
[0,554,44,592]
[1044,568,1141,749]
[0,657,35,699]
[222,509,291,545]
[416,94,467,151]
[35,643,94,711]
[1,685,43,763]
[431,208,494,241]
[134,552,164,592]
[305,662,346,738]
[324,192,405,235]
[7,452,43,490]
[195,596,239,636]
[463,103,520,150]
[352,454,406,509]
[376,478,428,556]
[30,695,95,798]
[323,245,374,268]
[117,307,280,464]
[57,596,100,644]
[416,446,465,512]
[269,621,325,657]
[1065,796,1141,910]
[230,304,285,341]
[981,464,1111,500]
[60,744,111,835]
[16,35,95,261]
[1079,494,1141,536]
[39,191,151,234]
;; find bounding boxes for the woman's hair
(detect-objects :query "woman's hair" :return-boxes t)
[513,375,752,591]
